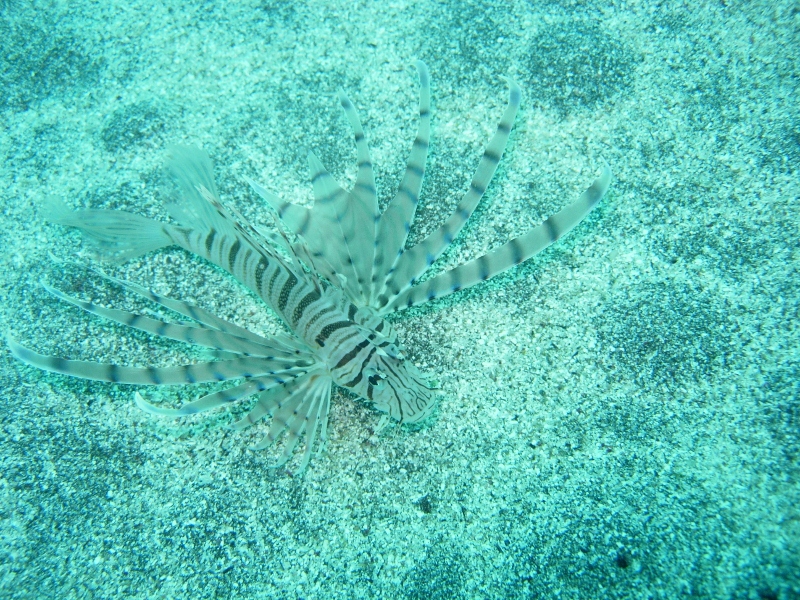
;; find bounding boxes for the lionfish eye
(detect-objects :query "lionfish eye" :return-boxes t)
[367,369,387,388]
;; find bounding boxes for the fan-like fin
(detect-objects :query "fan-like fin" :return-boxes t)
[230,374,308,430]
[375,77,521,310]
[163,145,239,241]
[248,182,345,287]
[43,197,174,263]
[7,336,297,385]
[371,60,431,303]
[136,369,331,473]
[165,147,311,308]
[229,371,332,472]
[41,282,307,360]
[194,183,296,276]
[381,162,612,313]
[270,377,321,466]
[295,377,331,472]
[336,89,379,301]
[246,177,312,236]
[306,151,368,300]
[98,271,304,349]
[247,63,432,309]
[134,372,305,417]
[252,375,314,451]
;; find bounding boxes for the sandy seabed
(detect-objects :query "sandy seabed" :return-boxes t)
[1,1,797,598]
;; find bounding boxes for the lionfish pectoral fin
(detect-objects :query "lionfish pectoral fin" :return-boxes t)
[374,76,522,311]
[372,60,431,299]
[133,371,309,417]
[246,372,332,473]
[384,162,612,312]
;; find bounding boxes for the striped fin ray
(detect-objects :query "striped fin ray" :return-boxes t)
[306,152,371,302]
[188,178,309,288]
[293,376,330,472]
[245,178,312,243]
[248,151,367,300]
[246,177,343,288]
[87,270,309,352]
[134,371,307,417]
[267,374,330,467]
[194,183,296,275]
[371,60,431,304]
[113,276,268,344]
[375,77,522,311]
[338,90,378,213]
[230,370,332,472]
[138,368,331,473]
[251,372,327,452]
[41,282,309,360]
[335,89,379,300]
[6,336,301,385]
[230,374,309,430]
[382,162,612,313]
[163,145,241,243]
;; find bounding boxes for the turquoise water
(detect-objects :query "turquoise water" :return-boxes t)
[1,0,797,598]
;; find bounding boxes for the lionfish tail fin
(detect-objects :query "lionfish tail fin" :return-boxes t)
[43,196,174,263]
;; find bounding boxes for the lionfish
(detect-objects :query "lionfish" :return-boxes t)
[8,61,610,472]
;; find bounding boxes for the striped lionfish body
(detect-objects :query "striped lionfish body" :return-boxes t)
[8,61,611,472]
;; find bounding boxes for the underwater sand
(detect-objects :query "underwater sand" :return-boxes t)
[1,0,797,597]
